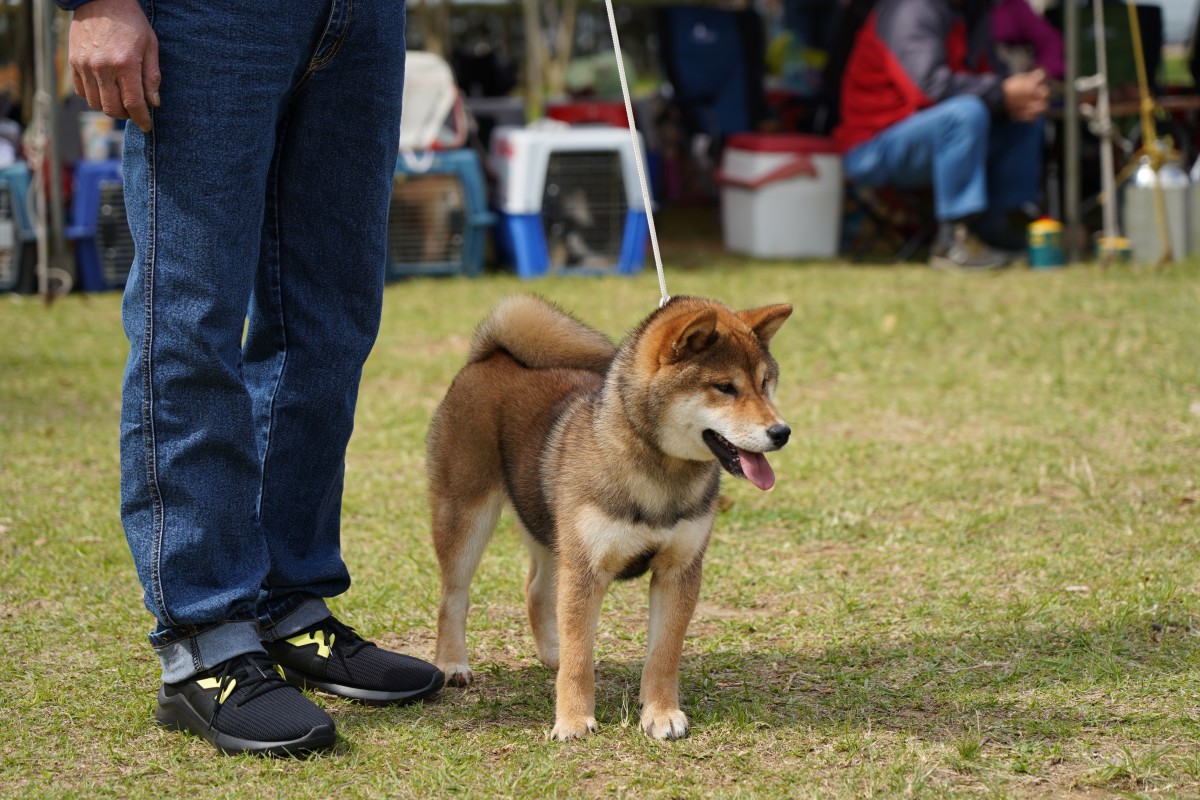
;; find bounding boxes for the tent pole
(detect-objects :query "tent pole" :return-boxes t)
[522,0,544,121]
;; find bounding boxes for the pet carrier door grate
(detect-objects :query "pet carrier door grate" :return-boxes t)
[389,173,467,273]
[69,159,132,291]
[541,151,628,273]
[97,180,135,289]
[385,148,492,280]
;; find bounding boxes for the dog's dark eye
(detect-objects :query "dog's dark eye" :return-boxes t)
[714,383,737,396]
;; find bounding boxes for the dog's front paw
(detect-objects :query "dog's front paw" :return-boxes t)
[549,715,597,741]
[640,706,689,740]
[439,662,473,687]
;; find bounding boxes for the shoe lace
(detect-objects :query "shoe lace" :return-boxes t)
[207,652,295,729]
[321,617,373,672]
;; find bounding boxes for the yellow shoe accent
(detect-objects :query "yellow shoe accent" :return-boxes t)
[286,631,333,659]
[195,676,237,704]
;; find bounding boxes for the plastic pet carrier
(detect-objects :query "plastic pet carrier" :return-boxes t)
[67,159,135,292]
[386,51,492,279]
[489,124,649,278]
[388,149,493,279]
[0,162,35,293]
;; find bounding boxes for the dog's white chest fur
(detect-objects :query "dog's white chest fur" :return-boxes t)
[574,504,714,578]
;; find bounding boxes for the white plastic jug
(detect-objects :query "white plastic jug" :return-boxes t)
[1121,148,1190,263]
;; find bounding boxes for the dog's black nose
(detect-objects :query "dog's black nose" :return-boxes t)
[767,424,791,447]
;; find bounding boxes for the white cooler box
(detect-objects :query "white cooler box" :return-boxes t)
[717,133,843,259]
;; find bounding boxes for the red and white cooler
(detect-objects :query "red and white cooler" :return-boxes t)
[717,133,843,259]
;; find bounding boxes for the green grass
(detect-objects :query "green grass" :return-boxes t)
[3,232,1200,797]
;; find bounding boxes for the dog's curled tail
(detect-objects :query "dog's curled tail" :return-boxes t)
[468,294,615,372]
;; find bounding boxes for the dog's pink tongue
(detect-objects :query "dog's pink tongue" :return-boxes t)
[738,449,775,491]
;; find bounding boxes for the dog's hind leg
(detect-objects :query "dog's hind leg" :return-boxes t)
[520,528,559,670]
[433,490,504,687]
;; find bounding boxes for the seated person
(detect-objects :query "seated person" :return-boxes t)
[834,0,1049,270]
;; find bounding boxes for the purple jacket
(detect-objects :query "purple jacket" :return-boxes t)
[990,0,1065,79]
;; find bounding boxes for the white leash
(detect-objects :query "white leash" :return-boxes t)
[602,0,670,307]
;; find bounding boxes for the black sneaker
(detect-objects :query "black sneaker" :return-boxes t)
[264,616,444,706]
[155,652,337,757]
[970,210,1032,254]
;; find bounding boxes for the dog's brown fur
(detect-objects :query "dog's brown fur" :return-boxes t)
[427,294,792,740]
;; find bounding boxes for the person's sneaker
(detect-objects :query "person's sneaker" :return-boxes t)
[264,616,444,705]
[969,212,1030,263]
[155,652,336,757]
[929,223,1011,271]
[970,210,1032,253]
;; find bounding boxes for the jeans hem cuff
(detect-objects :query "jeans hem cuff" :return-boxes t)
[154,619,265,683]
[259,597,332,642]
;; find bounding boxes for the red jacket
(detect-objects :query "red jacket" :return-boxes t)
[833,0,1005,153]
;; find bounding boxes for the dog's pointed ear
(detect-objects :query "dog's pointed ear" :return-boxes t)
[665,309,719,361]
[738,304,792,347]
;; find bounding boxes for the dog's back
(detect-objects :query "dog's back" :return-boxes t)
[427,294,614,543]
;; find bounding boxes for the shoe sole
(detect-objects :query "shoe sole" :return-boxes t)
[929,254,1010,272]
[280,666,445,706]
[155,687,337,757]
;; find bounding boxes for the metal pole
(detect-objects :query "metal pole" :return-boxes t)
[43,2,68,291]
[1063,0,1080,262]
[1092,0,1118,253]
[31,0,70,299]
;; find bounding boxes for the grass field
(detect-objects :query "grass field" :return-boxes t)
[3,239,1199,798]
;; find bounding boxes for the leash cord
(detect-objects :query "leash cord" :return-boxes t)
[602,0,670,307]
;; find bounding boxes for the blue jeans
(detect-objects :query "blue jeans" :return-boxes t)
[119,0,406,683]
[842,95,1044,221]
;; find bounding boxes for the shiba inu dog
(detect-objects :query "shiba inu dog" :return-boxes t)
[427,294,792,740]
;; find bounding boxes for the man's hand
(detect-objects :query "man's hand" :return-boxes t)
[1002,69,1050,123]
[69,0,160,132]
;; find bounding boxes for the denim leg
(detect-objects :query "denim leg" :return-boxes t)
[842,95,991,221]
[119,0,405,682]
[985,117,1045,212]
[249,1,407,640]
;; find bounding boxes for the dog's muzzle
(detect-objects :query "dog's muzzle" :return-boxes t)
[702,429,783,491]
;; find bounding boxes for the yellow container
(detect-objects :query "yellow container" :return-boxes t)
[1027,218,1064,269]
[1096,235,1132,263]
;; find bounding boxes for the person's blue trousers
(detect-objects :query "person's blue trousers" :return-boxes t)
[842,95,1044,222]
[119,0,406,682]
